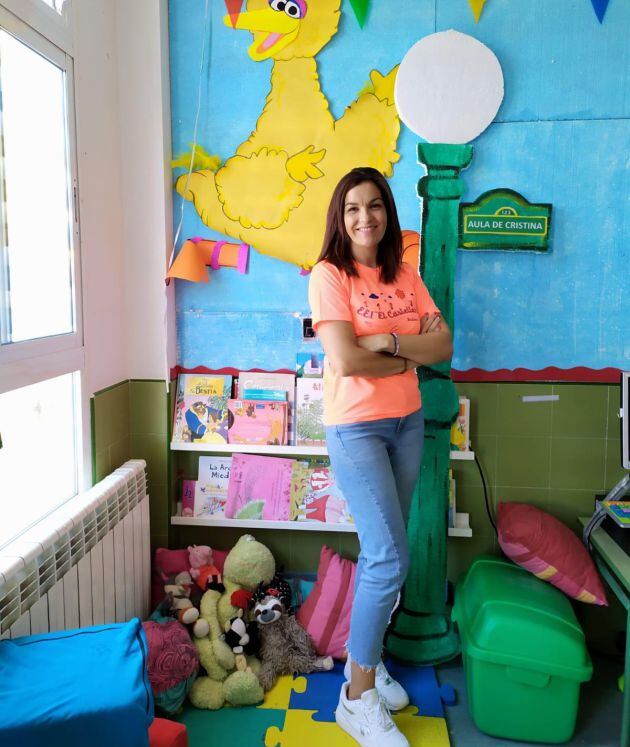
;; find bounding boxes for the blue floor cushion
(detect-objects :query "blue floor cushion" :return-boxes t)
[0,618,154,747]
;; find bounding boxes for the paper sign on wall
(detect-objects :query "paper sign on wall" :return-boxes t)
[459,189,552,252]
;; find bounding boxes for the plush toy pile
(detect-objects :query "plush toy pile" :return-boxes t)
[148,533,335,713]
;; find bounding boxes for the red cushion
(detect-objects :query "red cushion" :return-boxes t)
[497,502,607,605]
[149,718,188,747]
[296,545,355,659]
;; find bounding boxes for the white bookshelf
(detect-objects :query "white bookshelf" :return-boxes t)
[170,442,474,537]
[171,441,474,461]
[170,515,472,537]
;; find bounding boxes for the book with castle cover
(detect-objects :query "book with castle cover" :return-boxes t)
[290,462,352,524]
[295,378,325,447]
[238,372,296,444]
[194,457,232,518]
[225,453,293,521]
[227,399,288,445]
[172,374,232,444]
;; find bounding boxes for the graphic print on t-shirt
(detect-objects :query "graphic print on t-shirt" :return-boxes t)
[356,288,418,323]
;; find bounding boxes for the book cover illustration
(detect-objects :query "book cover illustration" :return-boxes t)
[290,462,352,524]
[295,378,325,446]
[225,454,294,521]
[450,396,470,451]
[172,374,232,444]
[296,352,324,378]
[227,399,288,445]
[194,457,231,518]
[238,372,296,444]
[181,479,196,517]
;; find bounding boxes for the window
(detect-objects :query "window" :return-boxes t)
[40,0,65,13]
[0,2,84,551]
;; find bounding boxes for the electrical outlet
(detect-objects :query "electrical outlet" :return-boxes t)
[302,317,316,340]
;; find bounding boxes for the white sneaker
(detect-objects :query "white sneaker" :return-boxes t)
[335,683,409,747]
[344,657,410,711]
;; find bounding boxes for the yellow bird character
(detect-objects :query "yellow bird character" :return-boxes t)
[175,0,401,270]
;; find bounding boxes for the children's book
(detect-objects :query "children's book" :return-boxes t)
[241,388,288,402]
[172,374,232,444]
[227,399,288,445]
[602,501,630,528]
[448,469,456,528]
[296,352,324,378]
[194,457,231,518]
[450,396,470,451]
[237,372,296,444]
[290,462,352,524]
[181,479,196,517]
[225,454,294,521]
[295,378,325,447]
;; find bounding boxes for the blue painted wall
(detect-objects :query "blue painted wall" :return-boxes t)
[169,0,629,373]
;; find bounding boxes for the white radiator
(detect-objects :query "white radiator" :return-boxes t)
[0,460,150,639]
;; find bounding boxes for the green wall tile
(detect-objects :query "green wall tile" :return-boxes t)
[453,486,497,534]
[495,486,549,512]
[551,384,608,438]
[496,384,553,438]
[109,435,131,472]
[447,533,497,583]
[130,380,169,435]
[496,436,551,488]
[94,449,112,483]
[607,384,624,439]
[549,437,607,491]
[131,432,169,484]
[455,383,498,436]
[604,439,626,488]
[461,434,497,486]
[337,533,360,561]
[92,381,130,453]
[546,488,596,531]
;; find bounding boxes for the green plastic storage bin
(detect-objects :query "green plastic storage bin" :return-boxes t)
[452,556,592,744]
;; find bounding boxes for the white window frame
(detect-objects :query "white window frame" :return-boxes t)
[0,1,89,490]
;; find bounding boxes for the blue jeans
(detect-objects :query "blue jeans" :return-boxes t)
[325,408,424,670]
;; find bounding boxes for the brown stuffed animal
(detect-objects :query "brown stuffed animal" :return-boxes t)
[253,574,333,691]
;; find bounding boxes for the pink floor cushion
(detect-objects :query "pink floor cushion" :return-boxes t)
[149,718,188,747]
[143,620,199,714]
[296,545,356,659]
[497,501,607,605]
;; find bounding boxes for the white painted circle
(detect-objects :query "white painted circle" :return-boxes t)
[395,30,504,144]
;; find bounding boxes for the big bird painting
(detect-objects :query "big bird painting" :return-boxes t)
[174,0,402,271]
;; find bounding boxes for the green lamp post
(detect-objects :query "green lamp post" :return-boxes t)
[385,31,504,665]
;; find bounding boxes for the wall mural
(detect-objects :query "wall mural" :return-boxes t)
[170,0,628,380]
[174,0,401,271]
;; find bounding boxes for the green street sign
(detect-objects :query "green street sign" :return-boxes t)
[459,188,552,251]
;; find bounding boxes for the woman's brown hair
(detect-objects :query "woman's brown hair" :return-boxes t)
[317,167,403,284]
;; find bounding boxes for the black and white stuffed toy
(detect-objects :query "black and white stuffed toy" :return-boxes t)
[223,609,260,658]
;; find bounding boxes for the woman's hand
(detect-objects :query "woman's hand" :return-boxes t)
[356,333,393,354]
[420,312,442,334]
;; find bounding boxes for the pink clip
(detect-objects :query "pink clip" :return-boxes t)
[300,267,311,276]
[237,243,249,274]
[211,241,226,270]
[190,236,204,244]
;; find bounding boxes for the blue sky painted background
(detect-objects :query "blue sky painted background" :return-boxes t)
[169,0,629,373]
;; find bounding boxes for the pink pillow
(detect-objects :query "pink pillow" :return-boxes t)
[497,502,607,606]
[151,547,229,609]
[296,545,356,659]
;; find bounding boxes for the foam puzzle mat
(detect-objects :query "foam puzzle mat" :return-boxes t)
[179,661,453,746]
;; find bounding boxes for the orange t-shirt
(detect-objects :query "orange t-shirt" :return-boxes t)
[308,260,440,426]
